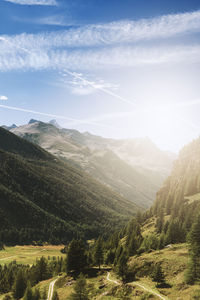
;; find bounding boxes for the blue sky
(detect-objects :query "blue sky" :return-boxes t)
[1,0,200,151]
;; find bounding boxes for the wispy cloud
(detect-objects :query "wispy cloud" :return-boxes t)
[0,43,200,72]
[34,15,72,26]
[4,0,58,5]
[0,95,8,101]
[1,10,200,50]
[0,10,200,107]
[0,10,200,73]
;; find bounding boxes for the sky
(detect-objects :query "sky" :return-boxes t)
[1,0,200,152]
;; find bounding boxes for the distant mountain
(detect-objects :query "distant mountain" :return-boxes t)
[2,124,17,131]
[0,127,137,245]
[49,119,62,129]
[28,119,39,125]
[10,120,175,208]
[154,137,200,215]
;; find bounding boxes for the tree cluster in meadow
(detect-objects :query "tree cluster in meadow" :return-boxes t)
[0,256,64,299]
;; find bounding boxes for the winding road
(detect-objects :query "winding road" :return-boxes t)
[46,272,168,300]
[47,277,58,300]
[132,282,168,300]
[106,272,168,300]
[106,272,120,285]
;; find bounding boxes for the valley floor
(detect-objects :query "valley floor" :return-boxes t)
[0,245,65,265]
[1,244,200,299]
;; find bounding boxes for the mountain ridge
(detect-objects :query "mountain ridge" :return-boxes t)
[7,120,176,208]
[0,127,137,245]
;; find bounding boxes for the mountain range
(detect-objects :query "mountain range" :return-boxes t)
[6,119,175,208]
[0,127,137,245]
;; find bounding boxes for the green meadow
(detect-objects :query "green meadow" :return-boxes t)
[0,245,65,265]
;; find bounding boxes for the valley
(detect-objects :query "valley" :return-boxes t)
[1,125,200,300]
[1,126,200,299]
[1,243,200,299]
[9,120,175,209]
[1,1,199,299]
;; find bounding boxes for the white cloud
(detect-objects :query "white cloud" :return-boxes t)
[1,10,200,50]
[0,95,8,101]
[0,10,200,73]
[4,0,58,5]
[0,44,200,72]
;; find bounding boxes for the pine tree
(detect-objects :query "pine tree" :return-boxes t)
[70,273,89,300]
[0,242,4,250]
[116,251,128,282]
[186,214,200,283]
[13,270,27,299]
[33,288,41,300]
[152,263,165,285]
[136,210,143,224]
[93,238,104,270]
[165,218,185,244]
[66,240,87,275]
[156,210,164,233]
[127,234,139,256]
[41,289,47,300]
[23,282,33,300]
[114,245,123,266]
[35,257,48,282]
[52,291,59,300]
[105,249,115,265]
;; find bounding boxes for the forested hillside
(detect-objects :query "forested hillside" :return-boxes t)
[90,136,200,297]
[0,127,137,245]
[10,120,175,208]
[154,137,200,214]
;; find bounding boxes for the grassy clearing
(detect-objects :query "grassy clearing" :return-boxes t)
[185,192,200,204]
[141,217,157,237]
[129,243,200,299]
[141,215,171,238]
[1,244,200,299]
[0,245,65,265]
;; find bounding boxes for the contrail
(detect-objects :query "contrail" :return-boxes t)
[0,104,115,129]
[64,70,136,106]
[0,35,136,107]
[0,35,199,135]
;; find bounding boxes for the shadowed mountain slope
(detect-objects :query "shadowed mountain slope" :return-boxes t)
[0,127,137,245]
[10,121,175,208]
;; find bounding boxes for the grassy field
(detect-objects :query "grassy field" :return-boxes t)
[0,245,65,265]
[130,243,200,299]
[185,192,200,204]
[1,244,200,299]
